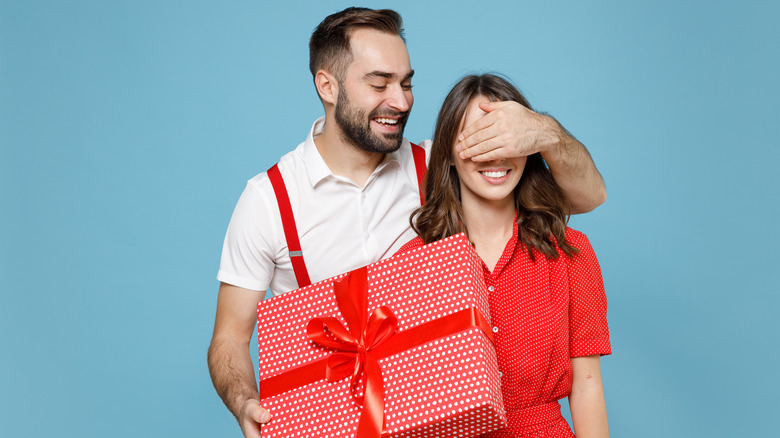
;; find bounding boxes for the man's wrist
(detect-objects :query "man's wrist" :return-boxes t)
[233,393,259,420]
[538,115,566,163]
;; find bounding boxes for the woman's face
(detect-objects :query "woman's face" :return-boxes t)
[451,96,527,207]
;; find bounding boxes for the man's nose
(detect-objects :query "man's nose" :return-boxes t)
[387,86,411,113]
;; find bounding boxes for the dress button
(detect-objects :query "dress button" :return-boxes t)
[488,286,495,292]
[492,326,499,333]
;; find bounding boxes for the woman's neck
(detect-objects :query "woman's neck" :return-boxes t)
[461,194,516,272]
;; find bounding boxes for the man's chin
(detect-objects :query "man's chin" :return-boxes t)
[363,127,402,152]
[380,134,404,152]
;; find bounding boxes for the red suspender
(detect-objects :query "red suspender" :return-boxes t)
[410,142,427,205]
[266,164,312,289]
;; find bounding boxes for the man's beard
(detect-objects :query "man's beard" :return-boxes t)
[334,89,409,154]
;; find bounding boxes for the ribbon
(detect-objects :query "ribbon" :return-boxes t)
[306,266,395,437]
[259,266,494,438]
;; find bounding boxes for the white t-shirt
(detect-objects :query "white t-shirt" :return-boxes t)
[217,118,431,296]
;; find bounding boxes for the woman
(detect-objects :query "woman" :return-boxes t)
[398,74,610,437]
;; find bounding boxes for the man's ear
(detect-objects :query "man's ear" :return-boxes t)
[315,70,339,105]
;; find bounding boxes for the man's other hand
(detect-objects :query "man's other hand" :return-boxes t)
[239,398,271,438]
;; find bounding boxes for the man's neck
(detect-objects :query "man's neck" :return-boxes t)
[314,119,386,188]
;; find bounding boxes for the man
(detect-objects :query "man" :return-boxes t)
[208,7,606,437]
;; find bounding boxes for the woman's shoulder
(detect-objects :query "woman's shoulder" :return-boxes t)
[562,227,596,253]
[564,227,587,244]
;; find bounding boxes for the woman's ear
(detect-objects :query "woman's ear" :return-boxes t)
[315,70,339,105]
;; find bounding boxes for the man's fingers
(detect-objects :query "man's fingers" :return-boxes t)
[477,101,502,113]
[240,401,271,438]
[469,147,508,162]
[458,128,497,154]
[253,406,272,424]
[242,422,262,438]
[483,100,529,114]
[458,135,499,159]
[458,109,494,144]
[459,101,520,149]
[458,100,540,160]
[459,137,503,160]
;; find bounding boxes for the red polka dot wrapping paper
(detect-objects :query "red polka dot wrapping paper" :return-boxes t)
[256,233,507,437]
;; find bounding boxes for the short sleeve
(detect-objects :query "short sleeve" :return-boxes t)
[566,229,611,357]
[216,179,280,292]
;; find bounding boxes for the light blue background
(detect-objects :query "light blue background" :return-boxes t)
[2,1,778,436]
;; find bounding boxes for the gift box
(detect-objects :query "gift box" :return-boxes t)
[256,233,506,437]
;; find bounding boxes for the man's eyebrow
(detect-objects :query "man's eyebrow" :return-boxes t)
[363,70,415,81]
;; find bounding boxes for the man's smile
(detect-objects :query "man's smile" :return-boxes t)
[373,117,398,125]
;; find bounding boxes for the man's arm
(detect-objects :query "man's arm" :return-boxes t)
[569,355,609,438]
[208,282,271,437]
[456,101,606,213]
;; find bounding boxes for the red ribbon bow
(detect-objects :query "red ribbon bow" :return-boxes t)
[306,266,394,438]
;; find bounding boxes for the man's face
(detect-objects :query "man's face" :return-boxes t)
[334,28,414,153]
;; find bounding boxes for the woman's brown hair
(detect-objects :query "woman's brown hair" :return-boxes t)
[411,73,578,260]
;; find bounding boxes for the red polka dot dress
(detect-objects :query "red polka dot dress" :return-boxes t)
[398,222,610,437]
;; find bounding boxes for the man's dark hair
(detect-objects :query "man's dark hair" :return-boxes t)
[309,7,405,83]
